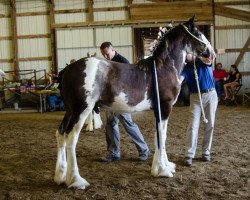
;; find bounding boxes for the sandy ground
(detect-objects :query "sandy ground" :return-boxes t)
[0,105,249,200]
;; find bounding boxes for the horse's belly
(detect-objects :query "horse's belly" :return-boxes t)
[108,92,151,113]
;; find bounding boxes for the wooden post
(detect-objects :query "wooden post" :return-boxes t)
[88,0,94,22]
[10,0,20,81]
[128,0,133,20]
[234,36,250,67]
[49,0,57,74]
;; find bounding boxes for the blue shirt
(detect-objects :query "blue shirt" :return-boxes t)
[181,58,215,93]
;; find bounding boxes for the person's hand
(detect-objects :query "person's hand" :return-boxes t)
[186,53,195,61]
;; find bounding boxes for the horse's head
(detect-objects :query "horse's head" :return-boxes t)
[182,16,216,64]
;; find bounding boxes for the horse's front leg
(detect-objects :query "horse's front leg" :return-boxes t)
[151,118,176,177]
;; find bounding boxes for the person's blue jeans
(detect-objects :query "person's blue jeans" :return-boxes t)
[215,81,223,98]
[105,112,149,158]
[49,95,64,109]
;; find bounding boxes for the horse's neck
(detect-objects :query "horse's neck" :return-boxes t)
[167,43,186,75]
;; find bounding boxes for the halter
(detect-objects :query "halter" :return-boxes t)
[181,24,209,123]
[180,24,210,49]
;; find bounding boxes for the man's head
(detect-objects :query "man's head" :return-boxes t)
[215,63,222,70]
[100,42,116,60]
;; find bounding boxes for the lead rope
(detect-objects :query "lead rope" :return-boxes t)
[193,57,208,123]
[152,59,162,150]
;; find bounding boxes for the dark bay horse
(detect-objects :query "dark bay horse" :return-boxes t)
[54,17,215,189]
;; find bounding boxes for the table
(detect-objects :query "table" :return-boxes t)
[33,90,60,113]
[0,87,60,113]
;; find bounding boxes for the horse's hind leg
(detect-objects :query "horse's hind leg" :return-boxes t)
[54,130,67,184]
[65,108,93,189]
[54,112,70,185]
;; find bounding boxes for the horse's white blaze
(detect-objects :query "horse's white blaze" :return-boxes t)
[111,91,151,112]
[201,34,216,61]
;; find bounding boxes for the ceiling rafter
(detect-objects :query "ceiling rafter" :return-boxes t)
[214,5,250,22]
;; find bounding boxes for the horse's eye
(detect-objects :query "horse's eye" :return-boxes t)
[194,32,201,38]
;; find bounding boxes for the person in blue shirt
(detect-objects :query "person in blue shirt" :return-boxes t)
[181,54,218,166]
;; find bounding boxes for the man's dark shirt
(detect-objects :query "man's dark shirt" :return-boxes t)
[112,52,130,64]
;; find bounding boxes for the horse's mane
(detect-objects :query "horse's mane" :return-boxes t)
[136,24,185,70]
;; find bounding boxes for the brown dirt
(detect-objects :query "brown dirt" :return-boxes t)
[0,105,249,200]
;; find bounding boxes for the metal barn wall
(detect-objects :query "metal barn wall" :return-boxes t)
[16,0,50,78]
[56,26,133,68]
[0,0,50,81]
[0,0,12,72]
[54,0,87,23]
[55,0,133,68]
[94,0,127,21]
[0,0,249,92]
[214,1,250,92]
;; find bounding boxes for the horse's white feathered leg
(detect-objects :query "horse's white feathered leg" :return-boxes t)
[85,111,103,131]
[54,130,67,185]
[151,119,176,177]
[93,111,103,129]
[85,111,94,131]
[65,110,91,189]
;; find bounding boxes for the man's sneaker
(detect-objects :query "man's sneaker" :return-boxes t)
[100,155,120,163]
[184,157,192,166]
[139,150,150,161]
[202,154,211,162]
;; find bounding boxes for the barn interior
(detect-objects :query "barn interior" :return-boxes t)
[0,0,249,199]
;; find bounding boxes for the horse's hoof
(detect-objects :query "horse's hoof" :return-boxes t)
[67,176,90,190]
[167,161,176,173]
[158,169,174,177]
[66,176,90,190]
[54,167,67,185]
[54,173,66,185]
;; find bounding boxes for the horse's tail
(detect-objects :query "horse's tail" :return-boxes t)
[85,110,103,131]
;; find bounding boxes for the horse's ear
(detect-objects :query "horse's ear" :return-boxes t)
[184,15,195,31]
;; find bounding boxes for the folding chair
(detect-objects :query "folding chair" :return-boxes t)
[243,87,250,105]
[224,78,242,106]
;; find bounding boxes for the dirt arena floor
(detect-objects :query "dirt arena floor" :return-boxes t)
[0,105,249,200]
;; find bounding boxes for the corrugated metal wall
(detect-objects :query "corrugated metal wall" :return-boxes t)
[57,26,133,68]
[0,0,249,91]
[56,0,133,68]
[16,0,50,76]
[215,1,250,91]
[0,0,12,72]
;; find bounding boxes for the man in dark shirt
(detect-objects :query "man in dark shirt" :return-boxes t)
[100,42,149,162]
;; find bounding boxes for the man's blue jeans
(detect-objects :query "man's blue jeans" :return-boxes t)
[215,81,223,98]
